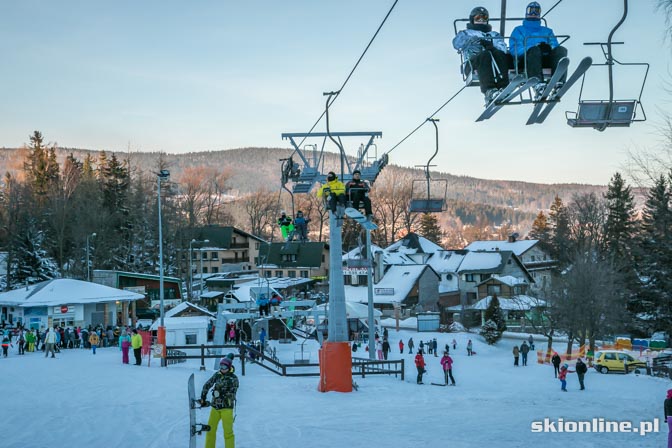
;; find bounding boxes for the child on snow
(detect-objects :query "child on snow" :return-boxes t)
[558,363,574,391]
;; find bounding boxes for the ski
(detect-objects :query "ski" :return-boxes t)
[525,57,570,125]
[477,75,539,122]
[188,373,211,448]
[430,382,447,386]
[532,56,593,124]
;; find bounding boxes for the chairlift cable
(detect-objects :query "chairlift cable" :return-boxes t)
[383,84,466,156]
[541,0,565,19]
[290,0,400,155]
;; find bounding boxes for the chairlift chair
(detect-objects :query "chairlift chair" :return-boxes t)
[565,0,648,131]
[409,119,448,214]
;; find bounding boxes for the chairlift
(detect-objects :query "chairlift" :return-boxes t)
[409,119,448,214]
[566,0,648,131]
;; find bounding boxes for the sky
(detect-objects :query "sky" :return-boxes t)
[0,0,670,185]
[1,327,669,447]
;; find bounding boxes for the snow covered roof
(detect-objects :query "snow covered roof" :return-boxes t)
[386,232,443,254]
[470,295,546,311]
[149,316,213,331]
[165,301,215,318]
[345,265,435,304]
[0,279,145,307]
[458,251,506,272]
[427,250,465,274]
[464,239,538,256]
[227,277,314,302]
[342,244,383,261]
[478,275,528,287]
[314,301,382,319]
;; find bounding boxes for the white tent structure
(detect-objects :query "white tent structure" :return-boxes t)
[0,278,145,329]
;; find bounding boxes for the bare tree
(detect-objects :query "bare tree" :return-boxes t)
[240,188,279,239]
[568,192,607,254]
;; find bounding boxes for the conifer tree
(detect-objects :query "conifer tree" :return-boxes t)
[418,213,443,245]
[484,294,507,333]
[480,319,501,345]
[548,196,571,266]
[604,172,637,259]
[528,211,551,251]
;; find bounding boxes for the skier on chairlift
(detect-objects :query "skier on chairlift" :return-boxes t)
[509,2,568,99]
[453,6,510,105]
[345,170,373,221]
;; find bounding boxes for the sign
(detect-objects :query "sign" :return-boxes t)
[124,286,146,294]
[343,268,368,276]
[54,306,74,314]
[374,288,394,295]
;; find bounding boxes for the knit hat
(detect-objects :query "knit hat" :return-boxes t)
[353,169,361,175]
[220,357,233,370]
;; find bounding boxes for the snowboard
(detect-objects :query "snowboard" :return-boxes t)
[188,373,211,448]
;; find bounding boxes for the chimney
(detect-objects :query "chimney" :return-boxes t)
[508,232,519,243]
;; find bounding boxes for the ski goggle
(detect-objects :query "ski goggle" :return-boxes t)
[526,6,541,18]
[472,13,488,23]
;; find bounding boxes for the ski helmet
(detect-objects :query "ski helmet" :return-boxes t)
[526,2,541,20]
[327,171,336,181]
[469,6,489,25]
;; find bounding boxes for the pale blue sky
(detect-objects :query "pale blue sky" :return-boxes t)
[0,0,669,184]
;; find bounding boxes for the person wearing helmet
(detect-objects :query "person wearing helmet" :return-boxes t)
[293,210,311,243]
[509,2,568,99]
[317,171,346,217]
[558,362,574,392]
[201,355,239,448]
[345,169,373,220]
[277,211,294,242]
[452,6,510,105]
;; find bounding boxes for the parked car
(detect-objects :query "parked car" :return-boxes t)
[594,350,646,374]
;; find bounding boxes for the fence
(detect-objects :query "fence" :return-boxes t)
[165,343,404,380]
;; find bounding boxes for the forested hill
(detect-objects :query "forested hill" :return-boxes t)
[0,145,609,213]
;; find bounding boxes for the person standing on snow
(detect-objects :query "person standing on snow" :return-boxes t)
[376,340,384,360]
[399,339,404,354]
[453,6,510,105]
[88,331,100,355]
[408,337,414,354]
[467,339,473,356]
[558,363,574,392]
[118,329,132,364]
[131,329,143,366]
[452,339,457,350]
[551,352,561,378]
[432,338,438,358]
[1,334,12,357]
[520,341,530,366]
[415,350,426,385]
[440,351,456,386]
[575,358,588,390]
[382,339,391,360]
[201,357,239,448]
[44,327,57,358]
[664,389,672,448]
[513,345,520,366]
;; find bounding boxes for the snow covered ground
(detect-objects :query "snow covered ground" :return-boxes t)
[1,330,669,448]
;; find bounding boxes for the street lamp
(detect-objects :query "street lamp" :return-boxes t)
[86,233,96,282]
[189,238,210,301]
[157,169,170,367]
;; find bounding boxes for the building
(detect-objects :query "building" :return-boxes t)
[0,279,144,329]
[149,301,215,348]
[187,226,267,275]
[259,242,330,279]
[464,235,555,292]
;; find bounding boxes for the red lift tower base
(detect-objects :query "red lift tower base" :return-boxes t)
[318,341,352,393]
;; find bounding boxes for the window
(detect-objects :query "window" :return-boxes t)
[445,274,453,281]
[212,267,219,273]
[211,252,218,260]
[487,285,501,295]
[255,242,260,250]
[192,252,197,260]
[264,271,272,278]
[604,353,617,361]
[202,251,208,260]
[480,274,491,282]
[465,274,474,282]
[282,254,297,262]
[275,271,283,277]
[322,254,325,263]
[531,255,536,261]
[203,267,208,274]
[300,270,309,278]
[507,259,512,264]
[350,275,359,285]
[288,271,296,278]
[235,252,238,262]
[185,333,197,345]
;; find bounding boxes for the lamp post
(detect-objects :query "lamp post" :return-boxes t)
[157,169,170,367]
[189,239,209,301]
[86,233,96,282]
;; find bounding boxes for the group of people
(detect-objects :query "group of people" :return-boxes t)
[414,349,457,386]
[315,169,374,219]
[453,2,567,104]
[277,210,310,243]
[512,339,531,366]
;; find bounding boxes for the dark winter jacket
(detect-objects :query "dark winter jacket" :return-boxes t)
[665,389,672,419]
[277,215,292,227]
[201,369,239,410]
[576,360,588,375]
[520,343,530,354]
[551,354,561,366]
[382,340,390,353]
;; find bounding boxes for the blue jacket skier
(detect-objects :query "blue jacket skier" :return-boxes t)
[509,2,568,98]
[453,6,510,104]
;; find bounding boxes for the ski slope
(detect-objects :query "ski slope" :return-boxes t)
[1,330,669,448]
